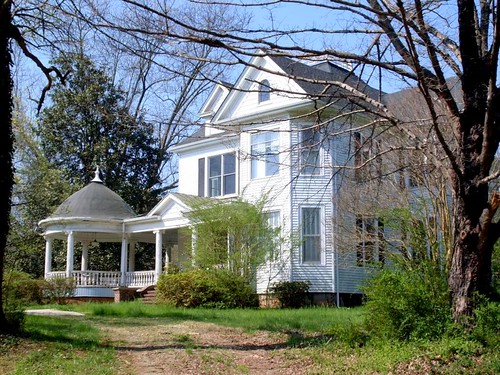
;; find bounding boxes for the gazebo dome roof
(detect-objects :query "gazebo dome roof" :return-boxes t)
[50,172,136,220]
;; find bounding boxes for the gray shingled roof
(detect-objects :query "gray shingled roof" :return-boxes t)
[270,55,381,101]
[50,181,136,220]
[383,76,463,121]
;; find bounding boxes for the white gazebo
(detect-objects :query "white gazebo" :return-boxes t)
[38,169,197,300]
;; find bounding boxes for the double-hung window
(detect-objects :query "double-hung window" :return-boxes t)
[356,216,385,266]
[300,127,322,175]
[301,207,322,262]
[251,131,279,179]
[354,132,381,182]
[208,152,236,197]
[264,211,281,259]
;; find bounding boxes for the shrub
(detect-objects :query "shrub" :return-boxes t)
[472,300,500,347]
[156,269,258,308]
[363,261,451,341]
[41,277,76,304]
[2,270,45,306]
[271,281,311,308]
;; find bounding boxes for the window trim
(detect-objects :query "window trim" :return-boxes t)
[300,126,323,175]
[264,210,281,260]
[258,79,271,103]
[250,130,280,179]
[206,152,237,197]
[300,206,325,264]
[356,215,385,266]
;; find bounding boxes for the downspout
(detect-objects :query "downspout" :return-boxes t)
[332,128,340,307]
[289,121,294,282]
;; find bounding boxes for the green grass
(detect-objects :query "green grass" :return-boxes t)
[5,302,499,374]
[1,315,117,375]
[68,300,365,333]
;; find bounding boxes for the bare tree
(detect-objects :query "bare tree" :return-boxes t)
[76,0,500,322]
[51,0,250,190]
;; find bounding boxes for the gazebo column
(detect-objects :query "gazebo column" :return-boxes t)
[65,231,75,278]
[154,230,163,282]
[120,235,128,286]
[81,241,89,271]
[128,241,136,272]
[44,236,53,277]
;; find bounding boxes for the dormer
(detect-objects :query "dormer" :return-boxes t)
[198,82,231,122]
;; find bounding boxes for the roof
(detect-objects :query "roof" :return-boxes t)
[383,76,463,122]
[49,180,136,220]
[269,55,381,101]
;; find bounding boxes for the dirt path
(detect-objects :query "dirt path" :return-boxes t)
[99,321,313,375]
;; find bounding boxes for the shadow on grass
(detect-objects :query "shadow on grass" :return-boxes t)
[24,316,110,350]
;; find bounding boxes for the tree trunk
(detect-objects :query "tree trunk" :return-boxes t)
[448,119,496,322]
[0,2,14,333]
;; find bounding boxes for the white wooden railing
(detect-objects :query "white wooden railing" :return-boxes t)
[124,271,156,287]
[46,271,66,279]
[46,270,156,288]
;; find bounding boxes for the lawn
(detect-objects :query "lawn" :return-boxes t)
[1,302,498,374]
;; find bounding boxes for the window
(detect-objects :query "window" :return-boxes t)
[354,132,381,182]
[300,126,322,175]
[302,207,322,262]
[356,216,385,266]
[266,211,281,229]
[258,79,271,102]
[208,153,236,197]
[251,131,279,179]
[265,211,281,259]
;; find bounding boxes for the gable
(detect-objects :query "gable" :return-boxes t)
[211,55,309,125]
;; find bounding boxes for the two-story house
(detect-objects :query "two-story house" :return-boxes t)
[40,52,408,304]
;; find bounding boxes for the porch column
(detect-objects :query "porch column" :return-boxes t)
[81,241,89,271]
[154,230,163,282]
[164,245,170,273]
[128,241,136,272]
[191,226,197,267]
[65,231,74,278]
[120,235,128,286]
[44,236,53,277]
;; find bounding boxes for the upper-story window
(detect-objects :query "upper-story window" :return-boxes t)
[354,132,381,182]
[258,79,271,103]
[207,152,236,197]
[300,126,322,175]
[251,131,279,179]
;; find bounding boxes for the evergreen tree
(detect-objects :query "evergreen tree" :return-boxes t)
[38,54,163,214]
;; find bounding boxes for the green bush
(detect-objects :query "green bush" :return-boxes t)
[271,281,311,308]
[156,269,258,308]
[2,270,45,306]
[42,277,76,304]
[472,300,500,347]
[363,261,451,341]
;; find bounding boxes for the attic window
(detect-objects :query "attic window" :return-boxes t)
[258,80,271,102]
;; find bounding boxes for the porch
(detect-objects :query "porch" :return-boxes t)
[46,270,157,288]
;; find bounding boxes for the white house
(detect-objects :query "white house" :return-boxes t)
[40,52,407,305]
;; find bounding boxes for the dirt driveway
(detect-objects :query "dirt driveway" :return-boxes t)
[98,320,314,375]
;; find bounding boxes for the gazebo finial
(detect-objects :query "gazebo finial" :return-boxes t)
[92,166,103,183]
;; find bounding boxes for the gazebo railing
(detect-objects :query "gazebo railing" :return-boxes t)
[73,271,121,287]
[46,270,156,288]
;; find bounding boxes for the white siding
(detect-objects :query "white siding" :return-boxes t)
[177,139,239,196]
